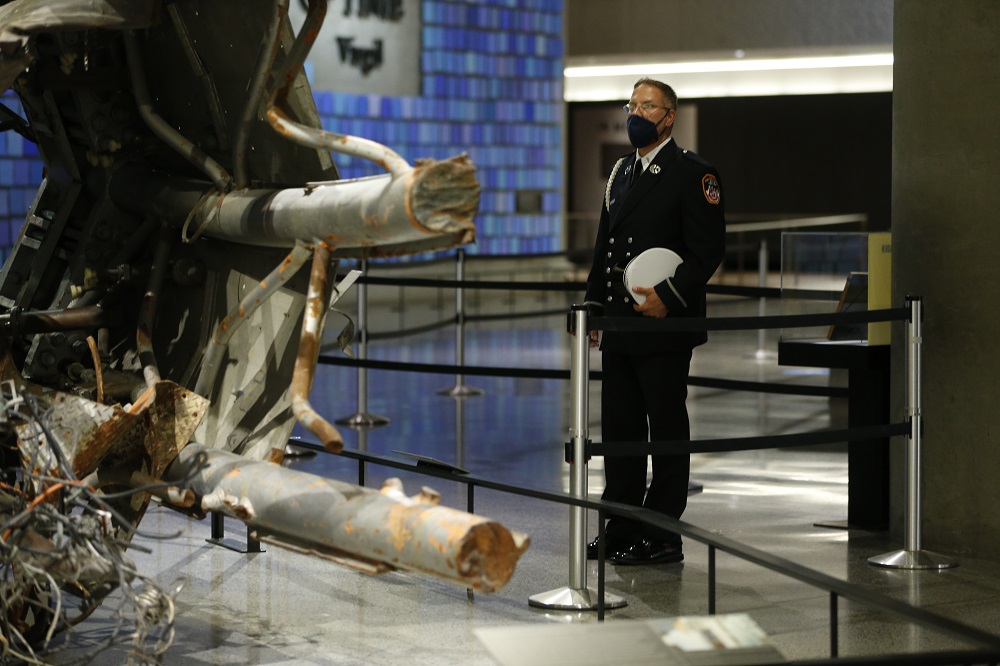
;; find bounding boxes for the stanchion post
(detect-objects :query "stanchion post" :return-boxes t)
[754,238,775,360]
[439,248,483,397]
[529,305,626,611]
[336,260,390,427]
[868,295,956,570]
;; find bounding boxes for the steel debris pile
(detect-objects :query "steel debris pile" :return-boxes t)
[0,380,192,664]
[0,0,524,661]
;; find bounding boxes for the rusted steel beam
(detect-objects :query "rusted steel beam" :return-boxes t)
[13,390,144,481]
[290,243,343,452]
[4,368,208,492]
[164,445,529,592]
[194,242,313,397]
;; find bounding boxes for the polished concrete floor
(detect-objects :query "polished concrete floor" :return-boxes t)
[50,267,1000,664]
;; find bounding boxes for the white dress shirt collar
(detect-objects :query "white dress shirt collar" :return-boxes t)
[635,136,673,172]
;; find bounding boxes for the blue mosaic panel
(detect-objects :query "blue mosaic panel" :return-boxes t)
[0,0,565,261]
[0,91,35,264]
[323,0,564,258]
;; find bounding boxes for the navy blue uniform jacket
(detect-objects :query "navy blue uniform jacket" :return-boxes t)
[584,142,726,354]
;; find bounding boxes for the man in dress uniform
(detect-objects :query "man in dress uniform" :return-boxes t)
[584,78,726,565]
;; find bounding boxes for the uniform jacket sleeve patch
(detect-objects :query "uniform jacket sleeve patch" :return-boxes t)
[702,174,721,204]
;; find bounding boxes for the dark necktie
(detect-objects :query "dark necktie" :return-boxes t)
[629,157,641,189]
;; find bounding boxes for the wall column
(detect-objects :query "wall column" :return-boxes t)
[891,0,1000,556]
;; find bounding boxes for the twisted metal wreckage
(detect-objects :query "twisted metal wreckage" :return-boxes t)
[0,0,528,662]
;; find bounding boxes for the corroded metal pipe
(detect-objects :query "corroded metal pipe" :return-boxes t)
[0,305,114,335]
[185,155,478,256]
[273,0,326,97]
[267,106,411,178]
[137,227,173,388]
[107,158,478,258]
[123,31,232,192]
[193,242,313,397]
[164,445,529,592]
[264,0,408,176]
[290,243,343,452]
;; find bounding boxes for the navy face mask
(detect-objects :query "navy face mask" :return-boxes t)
[626,113,665,148]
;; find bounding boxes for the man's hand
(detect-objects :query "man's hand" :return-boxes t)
[632,287,668,318]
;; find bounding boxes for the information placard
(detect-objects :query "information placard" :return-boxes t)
[288,0,421,96]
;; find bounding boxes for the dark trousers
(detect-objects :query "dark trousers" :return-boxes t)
[600,349,692,545]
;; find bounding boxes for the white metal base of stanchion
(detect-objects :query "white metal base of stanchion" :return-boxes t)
[528,587,627,611]
[868,549,958,570]
[334,412,390,427]
[438,384,484,397]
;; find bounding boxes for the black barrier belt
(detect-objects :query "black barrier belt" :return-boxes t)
[318,354,566,380]
[357,254,455,269]
[366,316,456,342]
[594,306,909,333]
[358,251,567,268]
[357,274,582,291]
[351,248,855,301]
[776,287,844,301]
[706,284,781,299]
[708,284,843,300]
[316,355,848,398]
[590,422,910,457]
[460,250,567,262]
[466,307,567,324]
[688,375,848,398]
[351,308,568,344]
[341,302,894,343]
[349,274,843,302]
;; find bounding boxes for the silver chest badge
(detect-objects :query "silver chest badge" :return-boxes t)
[649,164,661,175]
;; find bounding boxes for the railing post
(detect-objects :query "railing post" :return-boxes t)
[708,545,717,615]
[528,305,626,611]
[336,260,389,427]
[830,592,839,658]
[440,249,483,397]
[206,513,264,554]
[868,296,957,570]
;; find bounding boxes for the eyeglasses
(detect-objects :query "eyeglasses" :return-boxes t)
[623,102,671,115]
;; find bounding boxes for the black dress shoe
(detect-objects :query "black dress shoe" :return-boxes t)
[586,536,623,560]
[610,538,683,566]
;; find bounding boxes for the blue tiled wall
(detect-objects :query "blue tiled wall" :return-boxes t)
[317,0,564,257]
[0,92,41,264]
[0,0,564,261]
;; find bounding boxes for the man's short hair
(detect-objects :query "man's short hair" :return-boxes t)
[633,78,678,110]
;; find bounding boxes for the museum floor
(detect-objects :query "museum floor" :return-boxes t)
[49,275,1000,665]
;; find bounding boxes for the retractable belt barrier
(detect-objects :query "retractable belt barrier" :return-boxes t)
[328,255,956,583]
[305,254,995,657]
[569,298,956,584]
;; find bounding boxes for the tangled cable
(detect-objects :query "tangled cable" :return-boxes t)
[0,380,191,664]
